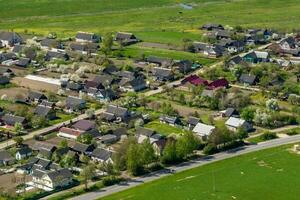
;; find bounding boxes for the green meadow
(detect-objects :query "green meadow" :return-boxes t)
[2,0,300,44]
[101,144,300,200]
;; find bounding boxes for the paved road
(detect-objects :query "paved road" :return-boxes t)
[71,135,300,200]
[0,109,105,149]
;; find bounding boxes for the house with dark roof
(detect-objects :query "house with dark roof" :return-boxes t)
[0,150,15,165]
[209,30,231,40]
[45,51,69,61]
[86,88,116,102]
[91,148,113,163]
[69,42,99,54]
[102,65,119,75]
[0,31,23,47]
[187,116,200,130]
[1,114,27,127]
[66,96,86,113]
[279,37,298,50]
[66,81,83,92]
[174,60,193,74]
[71,143,94,155]
[152,67,174,81]
[72,120,96,131]
[115,32,139,45]
[12,44,24,54]
[99,134,118,144]
[193,42,209,53]
[147,56,173,67]
[159,115,181,126]
[15,58,31,67]
[101,104,130,122]
[28,91,47,103]
[15,147,32,160]
[120,77,147,92]
[207,78,229,90]
[220,108,239,118]
[0,75,10,85]
[181,75,208,86]
[239,74,258,85]
[243,51,270,64]
[32,142,56,159]
[112,127,127,140]
[34,105,56,120]
[201,23,224,31]
[0,67,14,77]
[75,32,100,43]
[40,38,63,50]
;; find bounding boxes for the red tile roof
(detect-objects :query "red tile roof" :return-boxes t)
[59,127,83,137]
[182,75,208,86]
[207,78,229,90]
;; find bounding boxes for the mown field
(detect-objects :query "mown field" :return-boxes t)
[2,0,300,45]
[101,144,300,200]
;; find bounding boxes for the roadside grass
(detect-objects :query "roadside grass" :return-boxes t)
[100,144,300,200]
[48,112,75,126]
[144,120,191,136]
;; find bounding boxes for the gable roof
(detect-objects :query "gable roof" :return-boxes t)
[182,75,208,86]
[0,150,14,162]
[187,116,200,126]
[0,76,10,85]
[192,123,215,136]
[72,120,95,131]
[136,127,155,137]
[72,143,92,154]
[2,114,26,126]
[59,127,83,137]
[207,78,229,90]
[41,38,61,48]
[46,168,72,182]
[16,58,31,67]
[91,148,112,161]
[239,74,257,85]
[106,105,128,117]
[225,117,246,128]
[16,147,32,155]
[76,32,99,42]
[66,96,86,109]
[147,56,173,66]
[0,31,22,43]
[28,91,47,101]
[34,105,53,117]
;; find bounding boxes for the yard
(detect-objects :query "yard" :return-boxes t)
[144,120,191,136]
[101,144,300,200]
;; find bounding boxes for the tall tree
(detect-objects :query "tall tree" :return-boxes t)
[161,139,178,164]
[126,140,143,176]
[102,32,114,57]
[140,138,156,166]
[80,164,96,190]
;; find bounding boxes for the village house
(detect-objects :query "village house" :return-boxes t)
[15,147,32,160]
[0,150,15,165]
[28,91,48,103]
[136,127,156,143]
[69,42,99,55]
[207,78,229,90]
[32,142,57,159]
[219,108,239,118]
[45,51,69,61]
[174,60,193,74]
[152,139,167,156]
[15,57,31,67]
[0,31,23,47]
[115,32,139,45]
[0,67,14,77]
[58,127,83,140]
[152,67,174,81]
[99,134,118,144]
[1,114,27,128]
[32,168,73,191]
[101,104,130,122]
[65,81,83,92]
[86,88,116,102]
[187,116,200,130]
[71,143,95,155]
[66,96,86,113]
[243,51,270,64]
[0,75,10,85]
[75,32,100,43]
[34,105,56,120]
[181,75,208,86]
[239,74,258,85]
[91,148,113,163]
[159,115,181,126]
[225,117,252,132]
[40,38,63,50]
[192,122,215,140]
[147,56,173,67]
[120,77,147,92]
[201,23,224,31]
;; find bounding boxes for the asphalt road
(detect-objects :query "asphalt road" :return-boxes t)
[71,134,300,200]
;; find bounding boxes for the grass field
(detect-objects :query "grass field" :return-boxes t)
[145,120,191,136]
[101,144,300,200]
[2,0,300,44]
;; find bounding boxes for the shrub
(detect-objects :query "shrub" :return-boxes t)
[260,131,277,141]
[102,176,123,187]
[203,144,218,155]
[286,129,300,136]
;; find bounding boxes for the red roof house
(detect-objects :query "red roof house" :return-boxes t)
[207,78,229,90]
[181,75,208,86]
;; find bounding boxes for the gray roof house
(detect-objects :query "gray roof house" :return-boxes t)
[28,91,47,103]
[115,32,139,45]
[159,115,180,126]
[0,75,10,85]
[0,150,15,165]
[101,105,130,122]
[75,32,100,43]
[0,31,23,47]
[225,117,252,132]
[40,38,63,49]
[2,114,27,127]
[34,105,56,120]
[91,148,113,163]
[239,74,258,85]
[66,96,86,112]
[187,116,200,130]
[16,147,32,160]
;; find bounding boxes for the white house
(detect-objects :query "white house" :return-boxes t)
[32,168,73,191]
[192,122,215,140]
[90,148,113,164]
[225,117,252,132]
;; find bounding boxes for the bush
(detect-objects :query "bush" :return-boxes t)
[260,132,277,141]
[286,129,300,136]
[203,144,218,155]
[102,176,123,187]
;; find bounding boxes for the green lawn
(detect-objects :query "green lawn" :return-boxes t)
[2,0,300,44]
[49,112,75,125]
[144,120,191,136]
[101,144,300,200]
